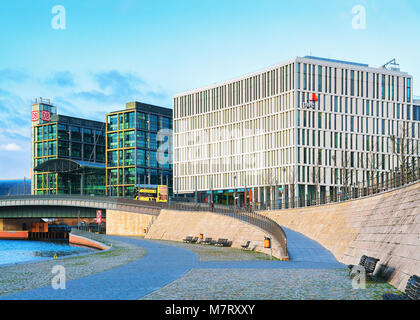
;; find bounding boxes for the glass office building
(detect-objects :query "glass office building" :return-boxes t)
[106,101,173,197]
[31,99,106,195]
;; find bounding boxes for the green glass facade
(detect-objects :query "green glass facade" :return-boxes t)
[106,102,173,197]
[31,101,106,195]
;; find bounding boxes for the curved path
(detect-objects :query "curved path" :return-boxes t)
[2,230,344,300]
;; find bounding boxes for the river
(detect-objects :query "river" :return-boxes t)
[0,240,94,266]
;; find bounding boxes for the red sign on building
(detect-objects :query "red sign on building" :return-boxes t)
[31,111,39,122]
[41,110,51,122]
[96,210,102,223]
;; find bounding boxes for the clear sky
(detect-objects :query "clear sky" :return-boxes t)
[0,0,419,179]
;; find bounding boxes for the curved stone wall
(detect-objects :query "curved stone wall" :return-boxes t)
[261,182,420,291]
[69,234,110,250]
[145,209,288,260]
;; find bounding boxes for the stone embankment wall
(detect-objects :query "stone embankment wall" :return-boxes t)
[261,182,420,291]
[69,234,110,250]
[106,209,157,237]
[145,209,288,260]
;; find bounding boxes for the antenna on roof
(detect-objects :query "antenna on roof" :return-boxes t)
[382,59,400,71]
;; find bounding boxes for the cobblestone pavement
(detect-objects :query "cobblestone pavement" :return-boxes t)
[0,230,401,300]
[142,269,401,300]
[143,228,400,300]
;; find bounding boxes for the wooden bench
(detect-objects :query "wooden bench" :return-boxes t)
[215,238,232,247]
[348,255,380,278]
[183,236,193,243]
[383,275,420,300]
[363,257,380,276]
[202,237,213,245]
[190,237,199,244]
[241,241,251,250]
[347,255,367,271]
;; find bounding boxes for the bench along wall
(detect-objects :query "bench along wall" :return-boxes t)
[261,182,420,291]
[106,209,157,237]
[145,209,286,260]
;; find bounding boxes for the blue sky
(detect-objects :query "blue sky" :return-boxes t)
[0,0,419,179]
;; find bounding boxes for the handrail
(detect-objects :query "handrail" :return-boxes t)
[257,165,420,211]
[0,194,163,215]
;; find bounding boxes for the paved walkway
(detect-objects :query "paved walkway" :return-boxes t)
[2,229,345,300]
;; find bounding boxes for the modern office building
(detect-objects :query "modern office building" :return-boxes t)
[173,56,420,208]
[105,101,173,198]
[31,99,106,195]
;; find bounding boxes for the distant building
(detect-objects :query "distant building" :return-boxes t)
[31,99,106,195]
[106,101,173,198]
[0,179,31,196]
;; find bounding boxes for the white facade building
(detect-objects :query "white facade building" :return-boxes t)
[173,56,420,208]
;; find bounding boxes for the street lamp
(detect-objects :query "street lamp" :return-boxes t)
[233,175,237,208]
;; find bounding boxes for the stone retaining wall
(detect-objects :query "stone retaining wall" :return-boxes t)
[69,234,110,250]
[106,209,157,237]
[261,182,420,291]
[145,209,288,260]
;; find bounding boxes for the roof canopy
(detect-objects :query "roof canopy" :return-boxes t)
[34,158,105,175]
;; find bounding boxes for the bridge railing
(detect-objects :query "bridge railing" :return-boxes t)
[0,194,163,215]
[166,202,288,259]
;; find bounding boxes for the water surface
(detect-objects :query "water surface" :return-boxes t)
[0,240,94,266]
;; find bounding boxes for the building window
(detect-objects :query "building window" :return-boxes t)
[108,115,118,131]
[318,66,322,92]
[413,105,420,121]
[150,114,159,132]
[407,78,411,102]
[382,75,386,100]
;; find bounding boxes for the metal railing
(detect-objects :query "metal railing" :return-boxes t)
[257,164,420,211]
[0,194,163,216]
[166,202,288,259]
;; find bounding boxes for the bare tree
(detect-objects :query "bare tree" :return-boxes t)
[341,149,352,200]
[389,120,414,185]
[283,166,297,208]
[311,149,322,204]
[366,137,383,194]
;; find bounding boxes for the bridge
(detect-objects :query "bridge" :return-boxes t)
[0,195,161,219]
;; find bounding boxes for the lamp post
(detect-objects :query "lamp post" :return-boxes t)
[332,155,336,202]
[195,175,198,204]
[210,175,213,209]
[234,175,237,209]
[244,174,247,209]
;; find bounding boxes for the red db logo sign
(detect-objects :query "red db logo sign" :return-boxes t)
[31,111,39,121]
[41,110,51,122]
[96,210,102,223]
